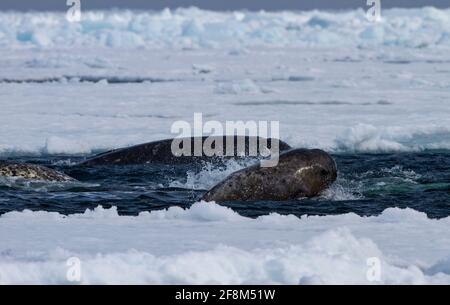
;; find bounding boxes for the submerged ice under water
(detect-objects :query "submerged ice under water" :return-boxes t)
[1,151,449,218]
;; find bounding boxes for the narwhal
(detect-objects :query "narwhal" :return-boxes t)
[80,135,291,166]
[202,148,337,202]
[1,138,337,202]
[0,161,75,182]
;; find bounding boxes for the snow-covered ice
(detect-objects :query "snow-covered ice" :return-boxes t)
[0,7,450,284]
[1,46,449,155]
[0,8,449,155]
[1,202,450,284]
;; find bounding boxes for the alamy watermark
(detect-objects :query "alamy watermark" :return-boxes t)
[366,257,381,282]
[170,113,280,167]
[66,256,82,282]
[66,0,81,23]
[366,0,381,22]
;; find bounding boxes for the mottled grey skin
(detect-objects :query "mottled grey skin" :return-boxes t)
[202,148,337,202]
[0,161,75,182]
[80,136,291,166]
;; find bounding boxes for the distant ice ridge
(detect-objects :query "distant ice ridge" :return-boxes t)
[1,7,450,49]
[0,202,450,284]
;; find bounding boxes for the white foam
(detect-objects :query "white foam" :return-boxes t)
[169,159,251,190]
[317,181,363,201]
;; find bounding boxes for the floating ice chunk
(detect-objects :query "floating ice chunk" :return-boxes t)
[214,79,263,95]
[335,124,409,153]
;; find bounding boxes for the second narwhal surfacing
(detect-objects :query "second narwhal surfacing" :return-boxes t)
[202,148,337,202]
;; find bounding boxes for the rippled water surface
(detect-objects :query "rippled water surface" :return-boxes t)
[1,151,449,218]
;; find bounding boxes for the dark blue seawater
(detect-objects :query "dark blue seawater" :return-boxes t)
[0,151,449,218]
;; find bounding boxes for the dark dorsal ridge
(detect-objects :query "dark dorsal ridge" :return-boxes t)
[80,136,291,166]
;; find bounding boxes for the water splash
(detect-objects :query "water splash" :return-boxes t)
[169,159,255,190]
